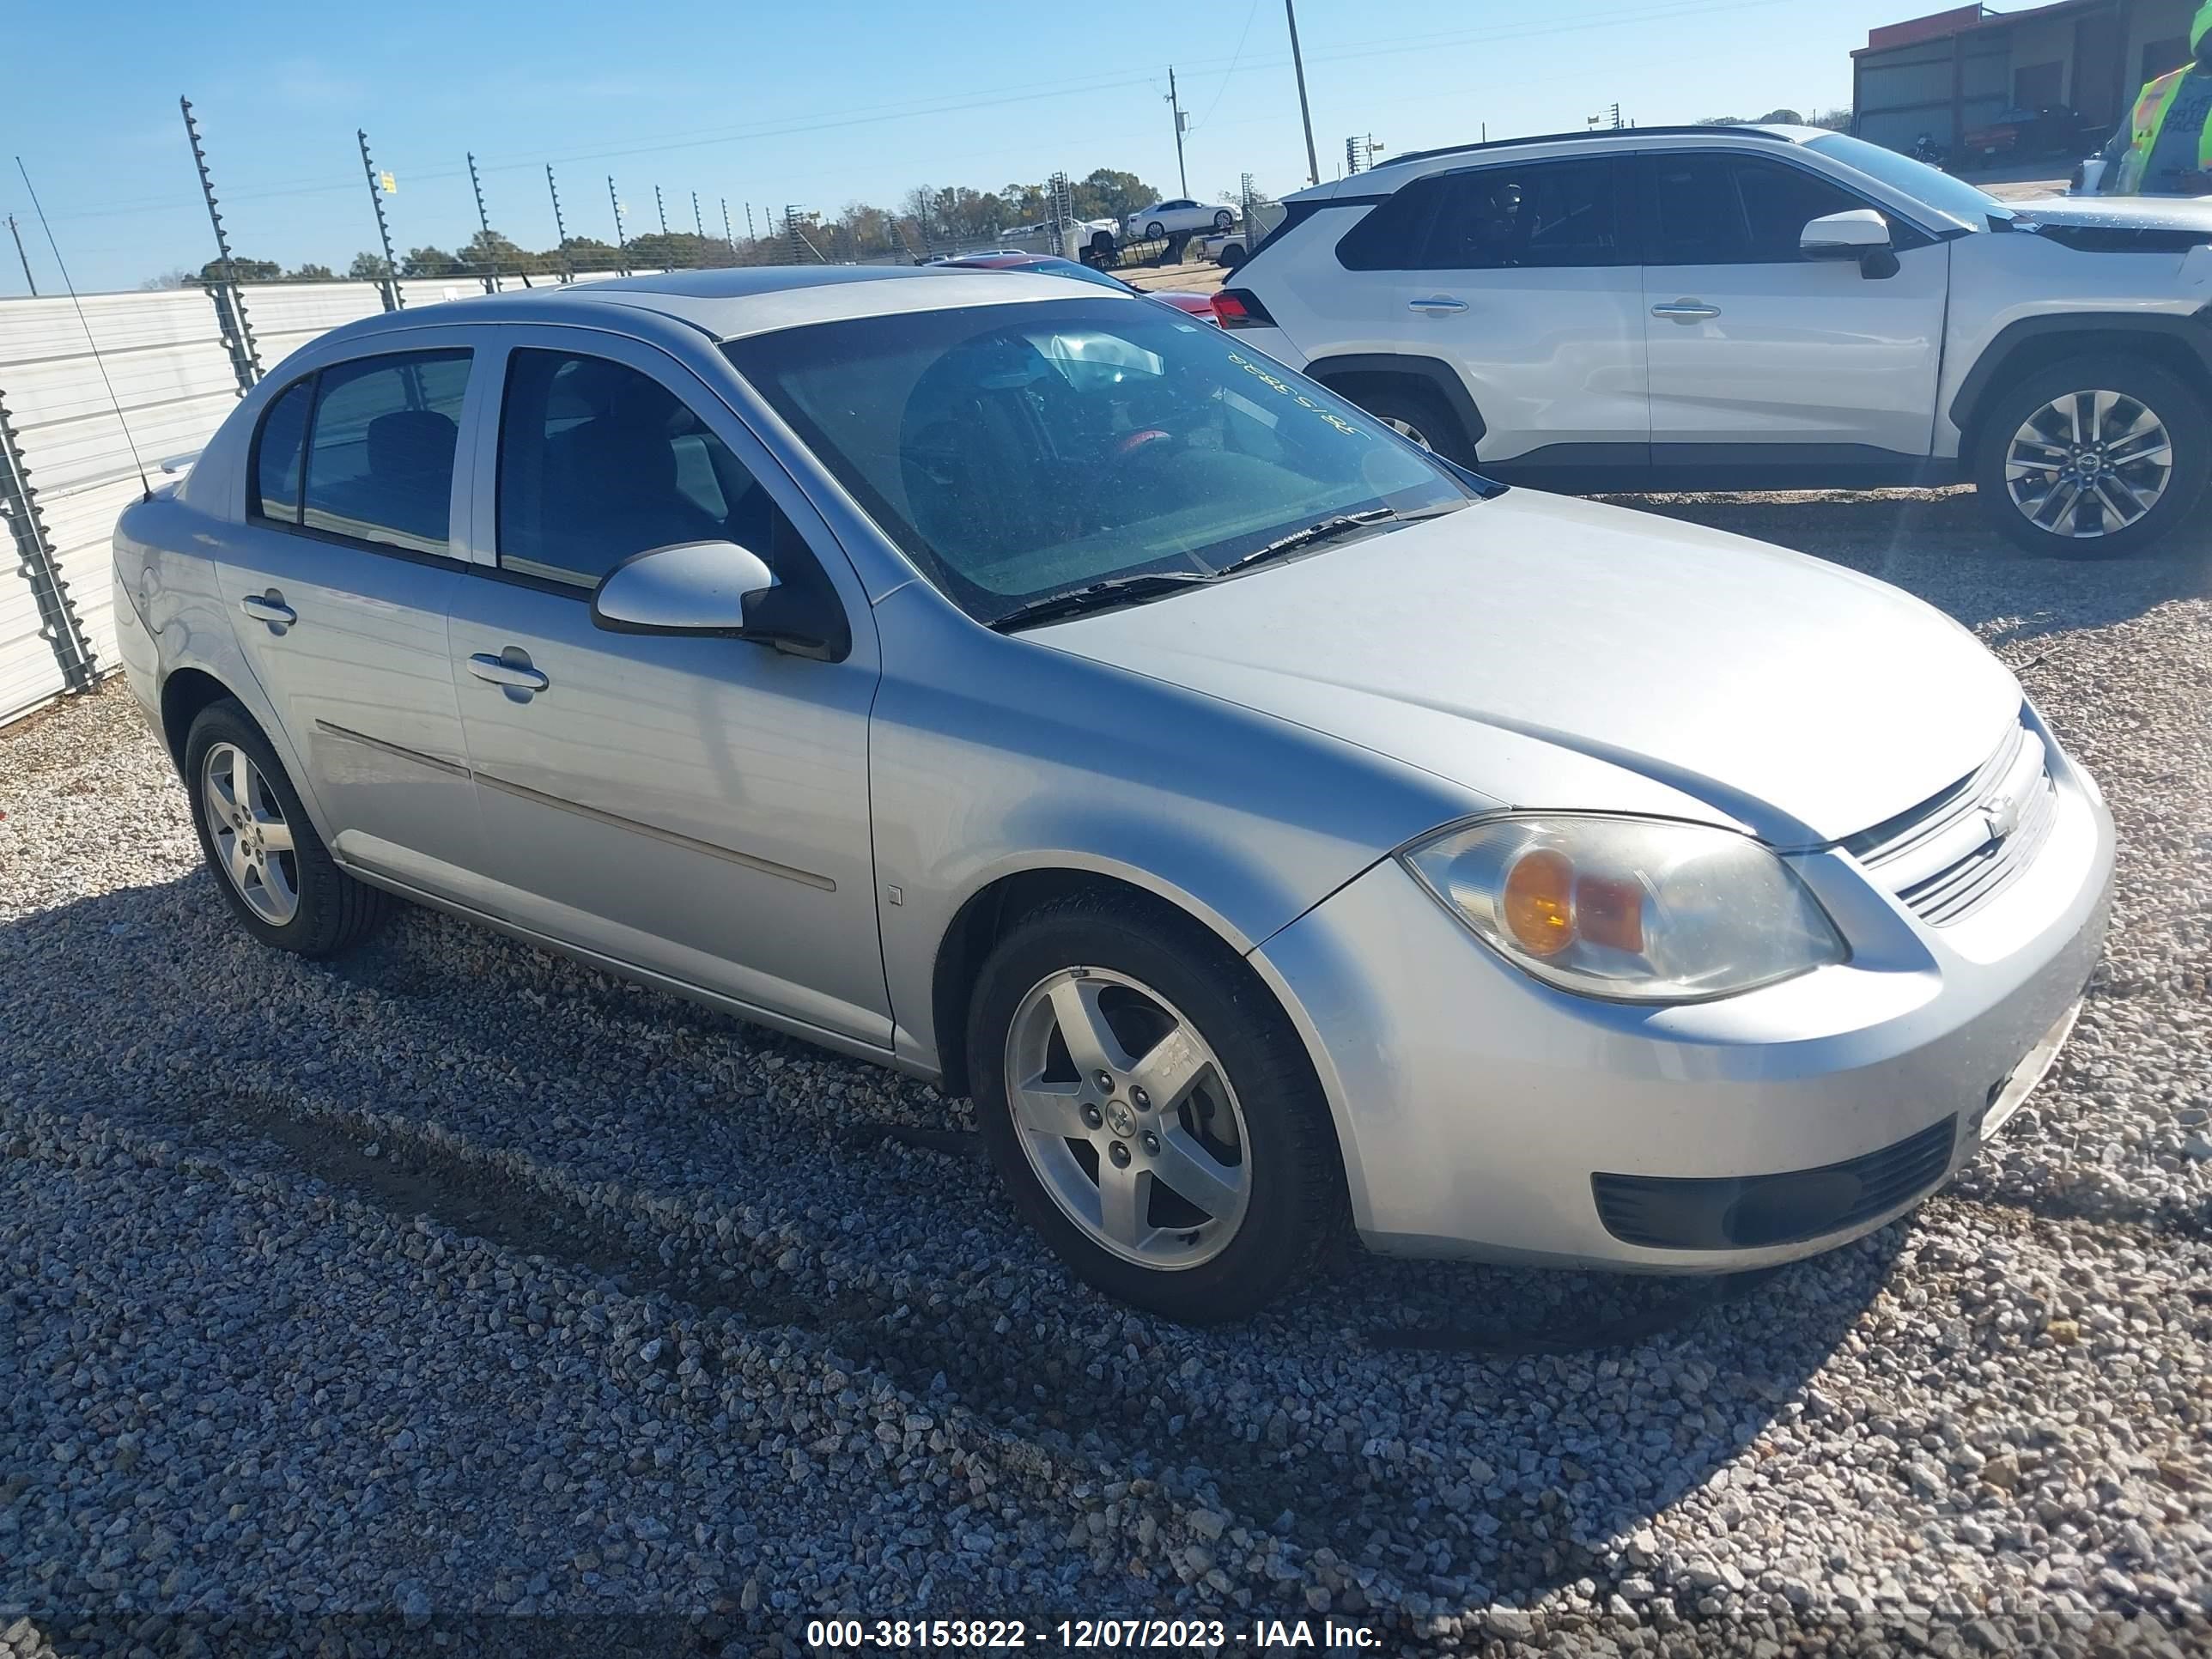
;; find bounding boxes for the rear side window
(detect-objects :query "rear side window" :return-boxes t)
[1338,159,1626,271]
[248,377,313,522]
[298,350,471,555]
[495,349,777,589]
[1647,154,1875,264]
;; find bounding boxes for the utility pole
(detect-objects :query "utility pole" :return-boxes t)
[358,128,400,309]
[7,216,34,295]
[1285,0,1320,188]
[608,175,628,268]
[654,184,669,236]
[1165,66,1189,198]
[546,165,573,282]
[181,95,258,385]
[466,150,495,290]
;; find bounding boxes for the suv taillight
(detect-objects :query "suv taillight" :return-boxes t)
[1212,288,1276,330]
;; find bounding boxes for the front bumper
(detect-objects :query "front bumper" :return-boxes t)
[1250,747,2115,1272]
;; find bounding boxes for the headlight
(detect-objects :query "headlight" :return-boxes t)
[1398,814,1846,1003]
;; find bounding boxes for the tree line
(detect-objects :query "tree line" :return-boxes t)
[150,167,1189,288]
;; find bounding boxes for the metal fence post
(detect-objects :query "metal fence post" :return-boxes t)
[358,130,400,309]
[547,166,574,283]
[0,384,96,690]
[182,96,258,386]
[206,283,258,398]
[467,150,497,293]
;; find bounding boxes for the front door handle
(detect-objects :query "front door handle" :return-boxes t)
[1407,295,1468,314]
[1652,301,1723,323]
[240,592,295,628]
[468,652,550,693]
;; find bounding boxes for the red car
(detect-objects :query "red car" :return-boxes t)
[930,252,1222,323]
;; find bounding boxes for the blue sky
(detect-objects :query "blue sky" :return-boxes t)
[6,0,1918,293]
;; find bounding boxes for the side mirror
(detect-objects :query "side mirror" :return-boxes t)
[590,539,848,660]
[1801,210,1899,278]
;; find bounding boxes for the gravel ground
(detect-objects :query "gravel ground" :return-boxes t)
[3,489,2210,1659]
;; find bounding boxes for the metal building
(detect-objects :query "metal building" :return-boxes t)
[1852,0,2199,156]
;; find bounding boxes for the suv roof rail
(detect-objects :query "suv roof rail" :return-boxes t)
[1376,125,1796,169]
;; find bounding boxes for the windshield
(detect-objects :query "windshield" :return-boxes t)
[1805,133,2009,228]
[725,298,1476,626]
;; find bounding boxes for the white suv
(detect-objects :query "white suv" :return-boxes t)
[1218,125,2212,556]
[1122,198,1238,242]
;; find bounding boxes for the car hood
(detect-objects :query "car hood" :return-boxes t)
[2005,194,2212,234]
[1032,492,2020,846]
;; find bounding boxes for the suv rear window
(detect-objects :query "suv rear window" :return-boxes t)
[1338,158,1626,271]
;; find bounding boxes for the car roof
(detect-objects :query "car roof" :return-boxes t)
[303,263,1128,349]
[1291,123,1820,198]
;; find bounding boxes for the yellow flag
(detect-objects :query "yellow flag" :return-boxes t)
[379,171,397,194]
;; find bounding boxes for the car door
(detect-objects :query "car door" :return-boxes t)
[1639,149,1952,465]
[443,327,890,1048]
[214,342,488,895]
[1320,155,1650,470]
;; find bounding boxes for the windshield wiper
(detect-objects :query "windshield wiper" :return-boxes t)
[987,571,1212,632]
[1210,505,1444,580]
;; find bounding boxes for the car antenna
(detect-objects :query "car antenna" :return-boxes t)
[14,155,151,502]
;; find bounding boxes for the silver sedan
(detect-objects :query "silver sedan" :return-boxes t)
[112,266,2113,1322]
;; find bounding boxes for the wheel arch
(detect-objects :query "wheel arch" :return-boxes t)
[1950,311,2212,453]
[928,860,1357,1222]
[158,665,235,775]
[1300,353,1489,453]
[928,863,1255,1101]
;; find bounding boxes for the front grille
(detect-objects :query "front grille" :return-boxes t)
[1841,714,2057,927]
[1591,1117,1958,1251]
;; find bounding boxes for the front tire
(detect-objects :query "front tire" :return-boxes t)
[184,699,388,957]
[1972,355,2209,559]
[1212,209,1235,231]
[966,893,1342,1323]
[1144,221,1166,241]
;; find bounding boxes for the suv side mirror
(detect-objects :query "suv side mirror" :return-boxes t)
[590,539,847,660]
[1802,210,1899,279]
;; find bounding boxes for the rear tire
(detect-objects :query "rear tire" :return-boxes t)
[184,699,388,957]
[966,892,1342,1323]
[1972,354,2209,559]
[1342,380,1480,468]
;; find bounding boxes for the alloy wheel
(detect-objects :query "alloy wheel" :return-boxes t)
[1002,967,1252,1270]
[2004,389,2172,540]
[202,741,300,925]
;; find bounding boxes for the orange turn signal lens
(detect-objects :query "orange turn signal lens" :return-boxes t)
[1501,848,1577,957]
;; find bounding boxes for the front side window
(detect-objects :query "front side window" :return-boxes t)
[1647,155,1867,264]
[725,298,1475,626]
[298,350,471,555]
[496,349,777,589]
[1803,132,2003,228]
[248,376,313,523]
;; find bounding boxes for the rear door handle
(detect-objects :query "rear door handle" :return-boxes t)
[468,652,550,693]
[1651,301,1723,322]
[240,593,295,627]
[1407,295,1468,314]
